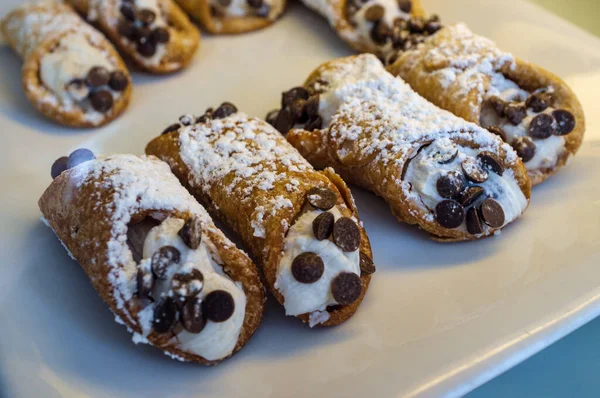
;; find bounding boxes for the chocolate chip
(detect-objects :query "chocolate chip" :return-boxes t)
[398,0,412,13]
[488,96,506,117]
[365,4,384,22]
[132,26,152,43]
[178,217,202,249]
[181,297,206,334]
[67,148,95,169]
[312,212,335,240]
[460,186,485,208]
[136,267,154,299]
[408,17,425,33]
[137,8,156,25]
[218,0,232,6]
[526,92,550,112]
[359,252,376,275]
[213,102,237,119]
[120,3,135,21]
[274,107,292,134]
[480,198,505,228]
[304,95,320,119]
[466,207,483,235]
[552,110,575,135]
[436,172,465,199]
[172,268,204,298]
[266,109,279,126]
[85,66,110,88]
[305,116,323,131]
[117,19,135,39]
[282,87,309,108]
[108,71,129,91]
[289,99,307,123]
[202,290,235,322]
[256,3,271,17]
[150,27,170,44]
[151,246,181,279]
[528,113,556,139]
[179,114,195,126]
[432,146,458,164]
[161,123,180,135]
[89,90,114,113]
[435,200,465,229]
[333,217,361,252]
[51,156,68,179]
[487,126,507,142]
[196,108,213,124]
[138,39,157,57]
[331,272,362,305]
[462,157,489,183]
[512,136,536,162]
[477,151,504,176]
[291,252,325,284]
[307,187,337,210]
[371,21,391,45]
[153,297,178,334]
[247,0,263,8]
[504,103,527,125]
[425,20,442,34]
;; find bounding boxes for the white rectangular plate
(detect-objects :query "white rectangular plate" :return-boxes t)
[0,0,599,397]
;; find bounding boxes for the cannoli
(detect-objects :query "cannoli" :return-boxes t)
[175,0,286,34]
[67,0,200,74]
[272,54,530,241]
[387,23,585,185]
[1,1,132,128]
[300,0,429,59]
[146,103,374,327]
[40,151,265,363]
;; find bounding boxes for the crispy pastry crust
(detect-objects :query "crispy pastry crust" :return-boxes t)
[38,155,265,364]
[387,26,585,185]
[286,55,531,242]
[68,0,200,74]
[146,118,372,326]
[175,0,287,34]
[1,1,132,128]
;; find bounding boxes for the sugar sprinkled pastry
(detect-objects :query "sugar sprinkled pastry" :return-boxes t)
[39,153,265,363]
[146,103,374,327]
[1,1,132,128]
[300,0,428,59]
[387,23,585,185]
[175,0,287,34]
[276,54,531,241]
[67,0,200,74]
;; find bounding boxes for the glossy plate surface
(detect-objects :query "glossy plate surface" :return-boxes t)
[0,0,599,396]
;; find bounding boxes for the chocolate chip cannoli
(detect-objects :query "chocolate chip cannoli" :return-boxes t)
[387,23,585,185]
[146,104,373,327]
[66,0,200,74]
[274,54,531,241]
[1,1,132,128]
[40,152,265,363]
[175,0,286,34]
[300,0,428,59]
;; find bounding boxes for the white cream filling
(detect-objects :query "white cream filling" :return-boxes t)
[139,217,246,361]
[274,208,360,319]
[351,0,410,48]
[210,0,277,18]
[404,138,527,233]
[480,78,566,171]
[40,33,116,120]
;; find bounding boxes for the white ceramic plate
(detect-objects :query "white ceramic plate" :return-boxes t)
[1,0,599,397]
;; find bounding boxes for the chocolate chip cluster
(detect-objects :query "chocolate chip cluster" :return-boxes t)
[117,0,171,58]
[211,0,271,18]
[485,90,576,163]
[161,102,238,135]
[383,14,441,64]
[51,148,96,179]
[289,187,374,307]
[134,216,236,335]
[67,66,128,113]
[266,86,321,135]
